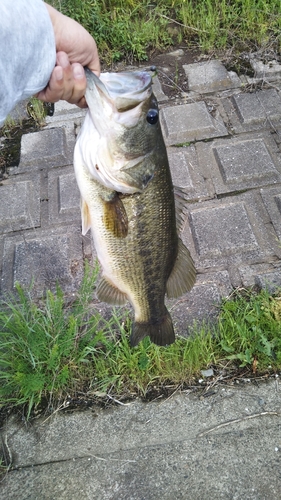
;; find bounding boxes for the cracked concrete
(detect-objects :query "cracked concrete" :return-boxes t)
[1,380,281,499]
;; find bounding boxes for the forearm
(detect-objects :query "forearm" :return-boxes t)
[0,0,56,125]
[44,3,100,70]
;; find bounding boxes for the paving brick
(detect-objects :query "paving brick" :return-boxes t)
[47,166,81,225]
[197,132,281,195]
[183,60,241,94]
[1,226,83,297]
[255,271,281,293]
[0,173,41,233]
[260,186,281,239]
[16,127,75,173]
[45,107,86,128]
[182,190,281,278]
[190,203,258,258]
[250,58,281,80]
[168,271,233,333]
[167,146,209,200]
[238,263,281,288]
[222,88,281,133]
[161,101,228,146]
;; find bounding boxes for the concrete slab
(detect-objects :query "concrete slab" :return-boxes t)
[1,226,83,297]
[260,186,281,240]
[168,270,233,333]
[16,127,75,173]
[47,166,81,225]
[196,131,281,195]
[183,60,241,93]
[1,380,281,499]
[167,146,209,200]
[250,58,281,80]
[182,190,281,282]
[152,75,169,102]
[161,101,228,146]
[222,88,281,133]
[238,262,281,288]
[0,173,41,233]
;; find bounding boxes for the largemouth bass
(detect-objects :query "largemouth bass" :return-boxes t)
[74,69,196,346]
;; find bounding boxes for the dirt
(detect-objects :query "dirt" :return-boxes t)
[104,44,265,99]
[145,46,200,98]
[104,45,201,99]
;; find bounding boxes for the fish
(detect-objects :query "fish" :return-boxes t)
[73,68,196,347]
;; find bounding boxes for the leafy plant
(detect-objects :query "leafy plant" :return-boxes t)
[218,289,281,368]
[49,0,281,61]
[0,261,103,417]
[1,263,281,420]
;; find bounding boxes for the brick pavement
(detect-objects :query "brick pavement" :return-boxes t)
[2,59,281,331]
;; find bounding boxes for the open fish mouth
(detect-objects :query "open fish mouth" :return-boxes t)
[85,68,152,112]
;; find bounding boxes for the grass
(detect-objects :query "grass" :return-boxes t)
[49,0,281,63]
[0,262,281,420]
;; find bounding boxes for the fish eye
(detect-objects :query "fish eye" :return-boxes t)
[146,109,158,125]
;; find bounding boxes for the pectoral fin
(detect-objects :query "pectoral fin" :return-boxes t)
[97,277,128,305]
[81,199,92,236]
[102,192,128,238]
[166,238,196,298]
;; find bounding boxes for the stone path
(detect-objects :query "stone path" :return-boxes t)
[2,58,281,330]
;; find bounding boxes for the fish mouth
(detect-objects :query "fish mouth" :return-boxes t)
[85,68,110,99]
[85,68,152,112]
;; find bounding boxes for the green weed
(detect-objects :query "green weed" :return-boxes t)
[50,0,281,61]
[218,289,281,369]
[0,261,103,418]
[52,0,172,63]
[1,262,281,420]
[26,98,47,127]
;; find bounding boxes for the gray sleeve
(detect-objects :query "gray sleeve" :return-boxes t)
[0,0,56,125]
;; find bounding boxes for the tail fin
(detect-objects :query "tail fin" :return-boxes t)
[130,309,175,347]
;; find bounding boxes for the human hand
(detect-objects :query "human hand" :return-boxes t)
[36,3,100,108]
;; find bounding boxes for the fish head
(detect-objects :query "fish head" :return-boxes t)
[75,69,164,193]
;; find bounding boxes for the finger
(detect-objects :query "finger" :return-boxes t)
[35,65,65,102]
[36,64,88,107]
[66,63,87,105]
[86,56,100,77]
[36,52,85,105]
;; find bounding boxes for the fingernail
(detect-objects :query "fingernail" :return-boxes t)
[73,65,84,79]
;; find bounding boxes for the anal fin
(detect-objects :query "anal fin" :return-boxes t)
[166,238,196,298]
[97,276,128,305]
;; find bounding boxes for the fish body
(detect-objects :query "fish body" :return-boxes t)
[74,69,196,346]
